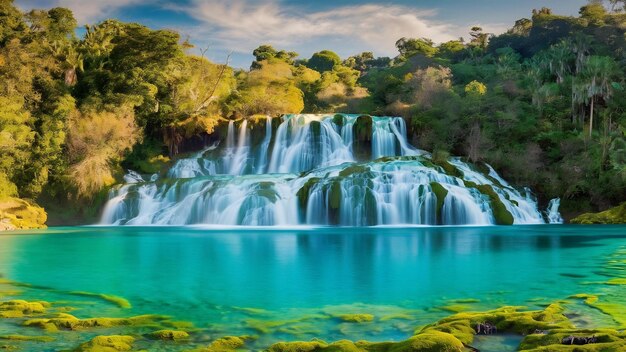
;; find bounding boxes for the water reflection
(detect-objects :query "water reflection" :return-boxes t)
[0,226,624,320]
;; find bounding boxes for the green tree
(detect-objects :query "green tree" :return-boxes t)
[577,56,618,138]
[395,37,438,59]
[307,50,341,73]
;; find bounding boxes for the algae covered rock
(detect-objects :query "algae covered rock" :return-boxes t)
[0,198,47,231]
[202,336,248,351]
[0,300,49,318]
[518,328,626,351]
[389,331,464,352]
[24,313,167,331]
[337,314,374,323]
[75,335,134,352]
[267,340,326,352]
[571,202,626,224]
[147,329,189,340]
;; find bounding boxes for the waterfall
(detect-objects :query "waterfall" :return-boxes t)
[256,116,273,174]
[101,114,554,226]
[546,198,564,224]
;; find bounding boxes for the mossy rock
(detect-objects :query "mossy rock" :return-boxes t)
[200,336,248,351]
[430,183,448,224]
[464,183,514,225]
[0,335,55,342]
[267,341,326,352]
[0,198,47,231]
[571,202,626,224]
[328,181,342,210]
[24,313,168,331]
[297,178,320,216]
[518,328,626,351]
[332,114,344,128]
[419,304,572,346]
[338,165,370,178]
[0,300,49,318]
[569,294,626,327]
[69,292,131,309]
[147,329,189,340]
[352,115,373,161]
[75,335,134,352]
[337,314,374,323]
[389,331,464,352]
[430,158,463,178]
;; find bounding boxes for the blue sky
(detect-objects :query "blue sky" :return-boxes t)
[16,0,589,68]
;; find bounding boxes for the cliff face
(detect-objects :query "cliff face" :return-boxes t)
[0,198,47,231]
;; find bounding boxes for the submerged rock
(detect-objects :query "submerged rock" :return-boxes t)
[24,313,168,331]
[337,314,375,323]
[75,335,134,352]
[0,300,49,318]
[147,329,189,340]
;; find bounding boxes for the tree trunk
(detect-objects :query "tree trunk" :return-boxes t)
[65,68,77,86]
[589,97,594,138]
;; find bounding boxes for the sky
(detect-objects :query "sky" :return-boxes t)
[15,0,589,68]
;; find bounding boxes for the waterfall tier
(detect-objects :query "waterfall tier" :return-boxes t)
[101,114,560,226]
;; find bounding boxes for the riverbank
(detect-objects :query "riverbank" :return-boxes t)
[0,198,46,231]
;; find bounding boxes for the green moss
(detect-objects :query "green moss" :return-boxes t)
[0,300,49,318]
[352,115,373,161]
[310,121,322,139]
[69,292,132,309]
[24,313,168,331]
[430,158,463,178]
[464,183,514,225]
[379,313,414,322]
[0,198,47,231]
[75,335,134,352]
[147,329,189,340]
[571,202,626,224]
[389,331,464,352]
[606,278,626,285]
[0,335,55,342]
[337,314,374,323]
[338,165,370,177]
[418,303,573,346]
[519,328,626,351]
[439,304,471,313]
[267,341,326,352]
[255,183,279,203]
[429,182,448,224]
[245,315,329,334]
[569,294,626,327]
[329,181,342,210]
[207,336,247,351]
[332,114,344,128]
[297,178,320,210]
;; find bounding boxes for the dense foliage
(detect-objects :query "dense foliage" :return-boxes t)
[0,0,624,222]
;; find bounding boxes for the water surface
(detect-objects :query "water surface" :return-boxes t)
[0,225,624,350]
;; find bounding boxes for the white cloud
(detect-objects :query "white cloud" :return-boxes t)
[177,0,466,58]
[16,0,148,24]
[60,0,150,23]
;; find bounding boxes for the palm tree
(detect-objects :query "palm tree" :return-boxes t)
[578,56,617,138]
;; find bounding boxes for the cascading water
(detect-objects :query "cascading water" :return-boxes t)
[546,198,564,224]
[101,114,561,226]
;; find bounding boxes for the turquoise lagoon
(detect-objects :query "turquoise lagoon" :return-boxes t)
[0,225,625,350]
